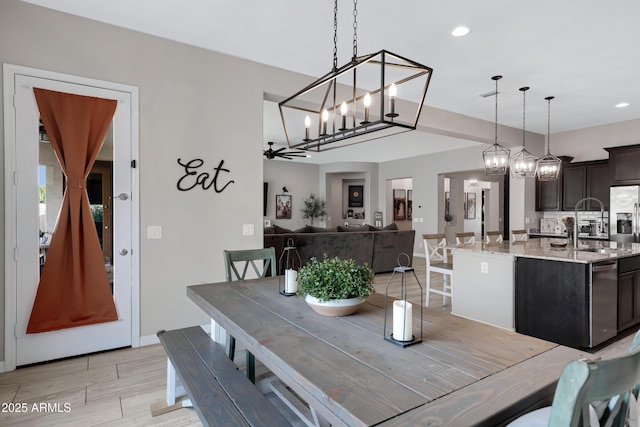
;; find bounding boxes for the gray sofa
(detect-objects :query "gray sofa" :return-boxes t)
[264,224,415,274]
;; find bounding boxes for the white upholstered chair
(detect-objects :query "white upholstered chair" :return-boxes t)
[423,234,453,307]
[455,231,476,245]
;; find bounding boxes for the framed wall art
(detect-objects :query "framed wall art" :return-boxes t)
[407,190,413,221]
[348,185,364,207]
[464,192,476,220]
[393,189,406,220]
[276,194,292,219]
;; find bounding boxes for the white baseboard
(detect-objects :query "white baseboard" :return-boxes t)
[0,361,5,373]
[139,323,212,347]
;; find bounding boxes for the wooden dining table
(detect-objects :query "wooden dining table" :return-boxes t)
[187,277,587,427]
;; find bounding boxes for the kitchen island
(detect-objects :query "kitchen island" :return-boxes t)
[451,238,640,348]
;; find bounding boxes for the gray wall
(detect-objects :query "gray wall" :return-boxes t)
[0,0,316,361]
[263,160,320,229]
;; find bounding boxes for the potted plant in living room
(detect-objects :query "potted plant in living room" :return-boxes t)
[297,255,375,316]
[301,193,327,226]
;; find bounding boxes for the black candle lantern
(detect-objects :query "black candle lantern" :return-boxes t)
[279,238,302,296]
[383,253,423,347]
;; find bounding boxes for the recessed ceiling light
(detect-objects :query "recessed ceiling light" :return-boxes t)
[616,102,630,108]
[451,26,470,37]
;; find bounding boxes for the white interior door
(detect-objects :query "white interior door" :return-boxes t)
[9,73,134,366]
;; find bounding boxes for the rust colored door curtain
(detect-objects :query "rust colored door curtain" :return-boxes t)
[27,88,118,333]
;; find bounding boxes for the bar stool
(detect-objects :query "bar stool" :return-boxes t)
[455,231,476,244]
[511,229,528,242]
[485,231,503,244]
[423,234,453,307]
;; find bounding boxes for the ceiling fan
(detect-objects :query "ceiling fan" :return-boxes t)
[263,141,307,160]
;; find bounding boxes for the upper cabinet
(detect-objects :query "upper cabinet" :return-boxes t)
[536,159,609,211]
[605,144,640,186]
[562,160,609,211]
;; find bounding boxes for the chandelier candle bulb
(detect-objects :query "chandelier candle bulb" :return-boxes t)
[285,269,298,294]
[340,102,348,130]
[321,109,329,135]
[388,83,398,118]
[304,115,311,141]
[363,92,371,123]
[393,299,413,341]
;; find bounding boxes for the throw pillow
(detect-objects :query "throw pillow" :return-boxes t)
[264,226,275,234]
[273,225,293,234]
[383,223,399,230]
[294,226,311,233]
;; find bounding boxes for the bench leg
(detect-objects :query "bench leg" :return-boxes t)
[151,358,193,417]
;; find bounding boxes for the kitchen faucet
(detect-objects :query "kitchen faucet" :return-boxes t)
[574,197,605,249]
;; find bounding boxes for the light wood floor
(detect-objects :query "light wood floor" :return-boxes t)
[0,264,637,426]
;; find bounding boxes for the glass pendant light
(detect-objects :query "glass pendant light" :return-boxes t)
[483,76,510,175]
[536,96,562,181]
[509,86,539,178]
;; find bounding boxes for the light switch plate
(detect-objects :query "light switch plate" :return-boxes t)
[147,225,162,239]
[243,224,254,236]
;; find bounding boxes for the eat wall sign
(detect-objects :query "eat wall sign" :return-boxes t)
[176,158,235,192]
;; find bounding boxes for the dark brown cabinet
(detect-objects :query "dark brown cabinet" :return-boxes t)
[618,255,640,331]
[606,144,640,186]
[535,156,572,211]
[560,160,609,211]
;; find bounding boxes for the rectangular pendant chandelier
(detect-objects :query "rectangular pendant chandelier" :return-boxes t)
[279,50,433,152]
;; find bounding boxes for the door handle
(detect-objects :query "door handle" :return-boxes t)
[119,248,128,256]
[114,193,129,201]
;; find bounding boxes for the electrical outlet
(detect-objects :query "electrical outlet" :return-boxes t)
[480,261,489,274]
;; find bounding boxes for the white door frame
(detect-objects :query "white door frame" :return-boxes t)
[3,63,140,372]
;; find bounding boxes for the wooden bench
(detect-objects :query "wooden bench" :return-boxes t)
[154,326,290,427]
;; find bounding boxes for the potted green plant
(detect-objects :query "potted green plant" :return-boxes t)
[297,255,375,316]
[301,193,327,226]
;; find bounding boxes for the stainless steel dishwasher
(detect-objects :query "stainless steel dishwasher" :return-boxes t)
[590,260,618,347]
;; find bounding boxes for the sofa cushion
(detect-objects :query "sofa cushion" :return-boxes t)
[294,226,311,233]
[383,222,399,230]
[273,225,293,234]
[371,230,416,273]
[264,226,276,234]
[309,226,337,233]
[337,225,369,232]
[368,225,383,231]
[295,232,374,269]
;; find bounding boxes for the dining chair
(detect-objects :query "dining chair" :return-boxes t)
[485,230,503,244]
[511,229,528,242]
[507,330,640,427]
[455,231,476,245]
[223,247,276,383]
[423,234,453,307]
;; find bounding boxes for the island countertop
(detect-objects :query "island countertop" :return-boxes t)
[451,238,640,264]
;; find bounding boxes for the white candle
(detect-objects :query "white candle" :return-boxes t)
[304,115,311,140]
[363,92,371,123]
[340,101,348,129]
[393,300,412,341]
[285,269,298,294]
[389,83,397,116]
[321,109,328,135]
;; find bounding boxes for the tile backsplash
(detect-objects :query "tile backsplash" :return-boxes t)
[539,211,609,233]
